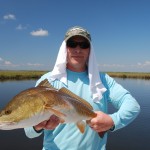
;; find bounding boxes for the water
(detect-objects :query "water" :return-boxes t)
[0,79,149,150]
[0,80,43,150]
[107,78,150,150]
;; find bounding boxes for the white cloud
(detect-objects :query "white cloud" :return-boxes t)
[98,60,150,72]
[137,61,150,67]
[16,24,27,30]
[98,64,125,68]
[3,14,16,20]
[0,57,18,67]
[4,61,12,65]
[99,61,150,69]
[30,28,49,37]
[0,57,3,61]
[0,57,44,69]
[27,63,43,66]
[98,63,126,72]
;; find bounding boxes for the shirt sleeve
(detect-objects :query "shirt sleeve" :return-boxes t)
[101,73,141,131]
[24,127,43,138]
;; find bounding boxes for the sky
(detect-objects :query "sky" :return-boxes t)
[0,0,150,72]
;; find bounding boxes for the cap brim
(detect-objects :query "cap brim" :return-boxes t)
[65,34,90,43]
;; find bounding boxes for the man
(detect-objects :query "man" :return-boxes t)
[24,26,140,150]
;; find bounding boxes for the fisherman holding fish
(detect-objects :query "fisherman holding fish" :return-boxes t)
[23,26,140,150]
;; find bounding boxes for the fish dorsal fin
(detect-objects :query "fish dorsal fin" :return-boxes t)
[37,79,57,90]
[38,79,51,87]
[59,87,93,110]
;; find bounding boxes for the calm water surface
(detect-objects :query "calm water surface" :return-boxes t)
[0,79,149,150]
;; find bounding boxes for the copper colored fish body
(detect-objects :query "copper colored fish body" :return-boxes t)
[0,79,97,134]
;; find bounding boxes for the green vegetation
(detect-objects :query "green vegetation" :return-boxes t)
[0,70,47,81]
[0,70,150,81]
[107,72,150,80]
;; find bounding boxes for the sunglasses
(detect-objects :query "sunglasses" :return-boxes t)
[67,40,90,49]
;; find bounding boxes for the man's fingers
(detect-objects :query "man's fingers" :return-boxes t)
[44,115,60,130]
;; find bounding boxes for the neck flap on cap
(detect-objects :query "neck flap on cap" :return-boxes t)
[49,40,107,103]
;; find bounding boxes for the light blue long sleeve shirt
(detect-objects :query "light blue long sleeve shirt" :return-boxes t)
[24,70,140,150]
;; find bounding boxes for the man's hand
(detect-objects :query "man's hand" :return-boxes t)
[87,111,114,132]
[34,115,60,131]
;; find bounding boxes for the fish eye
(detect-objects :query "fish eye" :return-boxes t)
[5,110,12,115]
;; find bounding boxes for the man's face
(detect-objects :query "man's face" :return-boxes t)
[66,36,90,72]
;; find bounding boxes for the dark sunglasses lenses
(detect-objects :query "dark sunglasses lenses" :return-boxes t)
[79,42,90,49]
[67,41,90,49]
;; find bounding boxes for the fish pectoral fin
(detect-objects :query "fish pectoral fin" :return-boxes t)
[44,105,66,119]
[76,121,86,133]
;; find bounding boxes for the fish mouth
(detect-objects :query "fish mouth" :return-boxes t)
[0,122,16,130]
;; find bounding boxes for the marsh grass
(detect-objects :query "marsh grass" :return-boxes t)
[0,70,150,81]
[107,72,150,80]
[0,70,47,81]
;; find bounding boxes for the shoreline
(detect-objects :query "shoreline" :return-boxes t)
[107,72,150,80]
[0,70,46,81]
[0,70,150,81]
